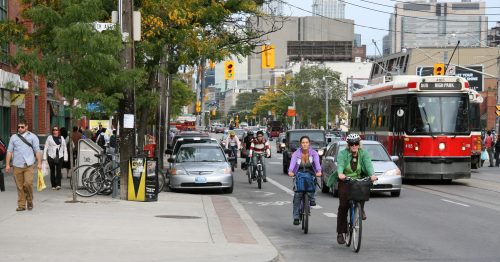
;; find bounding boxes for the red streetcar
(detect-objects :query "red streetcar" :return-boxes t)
[351,75,472,180]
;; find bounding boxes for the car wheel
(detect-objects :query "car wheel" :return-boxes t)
[321,176,330,193]
[391,190,401,197]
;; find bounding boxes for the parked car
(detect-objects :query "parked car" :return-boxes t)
[282,129,327,174]
[170,131,209,148]
[320,140,402,197]
[168,143,234,193]
[166,137,218,156]
[275,133,286,153]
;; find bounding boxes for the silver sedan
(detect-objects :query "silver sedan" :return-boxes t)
[321,140,402,197]
[168,143,234,193]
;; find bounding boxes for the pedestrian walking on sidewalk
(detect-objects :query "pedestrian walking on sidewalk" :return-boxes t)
[60,127,71,178]
[43,126,68,190]
[484,130,494,167]
[5,119,42,211]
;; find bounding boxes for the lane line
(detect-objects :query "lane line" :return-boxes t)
[268,162,281,165]
[441,199,470,207]
[323,213,337,218]
[266,177,322,209]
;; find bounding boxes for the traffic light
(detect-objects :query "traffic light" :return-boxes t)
[195,101,201,113]
[496,105,500,117]
[433,63,445,76]
[224,61,235,80]
[261,44,275,69]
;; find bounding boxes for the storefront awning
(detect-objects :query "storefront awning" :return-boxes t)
[0,69,29,91]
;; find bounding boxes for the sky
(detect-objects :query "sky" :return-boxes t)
[282,0,500,55]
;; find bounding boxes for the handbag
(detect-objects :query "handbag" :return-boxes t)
[481,150,489,161]
[37,169,46,191]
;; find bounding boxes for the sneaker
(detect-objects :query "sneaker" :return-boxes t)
[263,178,267,182]
[310,200,316,206]
[337,234,345,244]
[52,187,56,190]
[16,207,26,212]
[293,219,300,225]
[56,186,61,190]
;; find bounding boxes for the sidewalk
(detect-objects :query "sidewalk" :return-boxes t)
[0,171,279,262]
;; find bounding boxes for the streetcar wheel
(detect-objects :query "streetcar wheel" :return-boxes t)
[352,203,363,252]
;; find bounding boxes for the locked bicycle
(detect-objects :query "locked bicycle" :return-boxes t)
[344,177,372,252]
[71,152,120,197]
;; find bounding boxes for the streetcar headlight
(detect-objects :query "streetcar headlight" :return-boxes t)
[383,168,401,176]
[318,149,324,156]
[438,143,446,151]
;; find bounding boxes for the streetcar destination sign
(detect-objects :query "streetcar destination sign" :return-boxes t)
[419,82,461,90]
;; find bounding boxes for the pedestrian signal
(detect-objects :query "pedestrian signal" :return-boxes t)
[224,61,235,80]
[433,63,445,76]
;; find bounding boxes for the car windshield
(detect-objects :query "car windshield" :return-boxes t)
[289,132,325,143]
[173,139,215,154]
[338,144,391,161]
[234,129,245,137]
[176,146,226,162]
[407,95,469,134]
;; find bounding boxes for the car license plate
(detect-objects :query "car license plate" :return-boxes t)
[195,176,207,184]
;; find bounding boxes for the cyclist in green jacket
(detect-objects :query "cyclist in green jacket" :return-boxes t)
[330,134,377,245]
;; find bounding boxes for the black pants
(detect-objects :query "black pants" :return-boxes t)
[48,156,62,188]
[337,181,364,234]
[495,150,500,167]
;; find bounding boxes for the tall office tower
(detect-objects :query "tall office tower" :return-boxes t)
[388,0,488,54]
[312,0,346,19]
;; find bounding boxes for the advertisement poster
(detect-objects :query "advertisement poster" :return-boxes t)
[145,158,158,202]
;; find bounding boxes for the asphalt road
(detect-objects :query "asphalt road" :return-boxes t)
[219,135,500,261]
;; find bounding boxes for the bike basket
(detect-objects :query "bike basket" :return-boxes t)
[347,180,372,201]
[295,172,315,192]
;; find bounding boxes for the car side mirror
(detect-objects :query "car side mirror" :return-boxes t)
[391,156,399,162]
[165,149,173,155]
[327,138,332,143]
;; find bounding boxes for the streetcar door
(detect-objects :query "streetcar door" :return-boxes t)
[391,105,406,170]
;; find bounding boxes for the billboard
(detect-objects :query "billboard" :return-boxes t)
[416,65,484,92]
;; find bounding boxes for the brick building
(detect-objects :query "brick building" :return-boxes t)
[0,1,68,143]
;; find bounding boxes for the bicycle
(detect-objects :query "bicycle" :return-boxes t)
[246,159,253,184]
[294,172,317,234]
[253,153,265,189]
[343,177,372,253]
[71,152,120,197]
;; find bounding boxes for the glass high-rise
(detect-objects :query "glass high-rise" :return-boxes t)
[312,0,346,19]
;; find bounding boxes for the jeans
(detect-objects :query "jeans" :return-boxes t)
[487,148,494,166]
[229,146,238,164]
[252,154,266,179]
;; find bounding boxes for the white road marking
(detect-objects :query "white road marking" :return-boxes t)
[268,162,281,165]
[266,177,322,209]
[441,199,470,207]
[323,213,337,218]
[253,191,275,197]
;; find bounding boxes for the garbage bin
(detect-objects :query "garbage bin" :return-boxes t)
[143,144,156,158]
[128,157,158,202]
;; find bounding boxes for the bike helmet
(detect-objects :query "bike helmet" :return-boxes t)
[346,133,361,143]
[247,131,254,136]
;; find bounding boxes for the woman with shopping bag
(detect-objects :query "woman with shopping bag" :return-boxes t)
[43,126,68,190]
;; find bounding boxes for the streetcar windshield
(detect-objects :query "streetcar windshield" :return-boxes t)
[407,95,469,134]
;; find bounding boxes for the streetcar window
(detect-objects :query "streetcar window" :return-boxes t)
[407,95,469,134]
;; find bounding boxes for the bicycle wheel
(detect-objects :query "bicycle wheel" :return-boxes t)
[303,193,309,234]
[70,165,94,190]
[247,166,252,184]
[73,165,103,197]
[257,169,262,189]
[345,202,353,247]
[352,202,363,252]
[158,174,165,193]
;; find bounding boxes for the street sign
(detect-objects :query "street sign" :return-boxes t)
[93,22,115,32]
[446,65,456,76]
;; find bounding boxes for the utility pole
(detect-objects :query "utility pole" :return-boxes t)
[118,0,135,200]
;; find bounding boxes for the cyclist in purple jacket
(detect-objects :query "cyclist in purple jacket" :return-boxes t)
[288,136,322,225]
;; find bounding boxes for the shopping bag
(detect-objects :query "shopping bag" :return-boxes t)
[481,150,489,161]
[37,169,46,192]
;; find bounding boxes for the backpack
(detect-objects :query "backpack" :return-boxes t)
[0,138,6,161]
[97,134,105,148]
[109,135,117,148]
